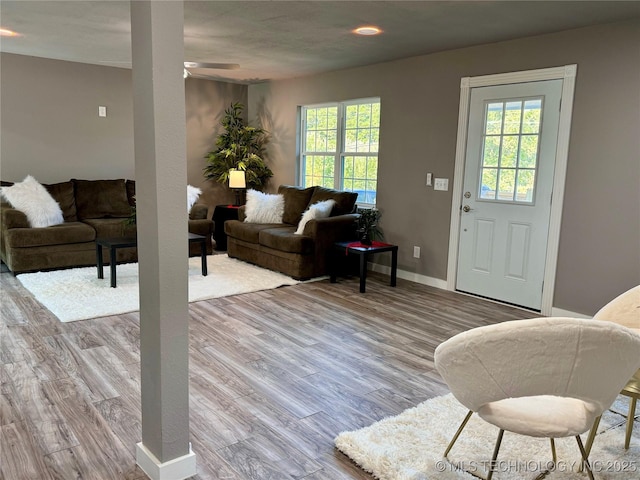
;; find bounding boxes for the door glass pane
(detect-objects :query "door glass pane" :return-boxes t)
[498,169,516,201]
[479,97,542,204]
[483,136,500,167]
[522,99,542,134]
[501,136,519,168]
[481,168,497,199]
[519,135,538,168]
[503,101,522,134]
[516,169,535,202]
[485,103,503,134]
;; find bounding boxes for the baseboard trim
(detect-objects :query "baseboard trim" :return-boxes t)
[136,442,197,480]
[368,263,587,317]
[550,307,591,319]
[369,263,448,290]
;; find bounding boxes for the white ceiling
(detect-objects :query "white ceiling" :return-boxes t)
[2,1,639,84]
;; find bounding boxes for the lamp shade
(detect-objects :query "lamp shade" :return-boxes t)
[229,170,246,189]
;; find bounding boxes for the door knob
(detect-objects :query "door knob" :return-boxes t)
[462,205,472,212]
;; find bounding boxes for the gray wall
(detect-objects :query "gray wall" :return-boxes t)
[0,53,247,213]
[248,19,640,315]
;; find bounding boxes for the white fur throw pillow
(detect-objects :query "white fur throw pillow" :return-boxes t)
[187,184,202,213]
[0,175,64,228]
[295,199,335,235]
[244,189,284,224]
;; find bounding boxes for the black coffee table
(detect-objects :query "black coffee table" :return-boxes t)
[96,233,208,288]
[330,241,398,293]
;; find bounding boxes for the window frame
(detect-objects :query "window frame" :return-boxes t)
[299,97,380,207]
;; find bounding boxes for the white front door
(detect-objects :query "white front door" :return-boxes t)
[456,80,562,310]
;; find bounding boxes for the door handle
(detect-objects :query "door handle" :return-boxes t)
[462,205,472,213]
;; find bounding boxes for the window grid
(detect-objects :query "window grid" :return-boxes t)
[301,99,380,205]
[479,98,542,204]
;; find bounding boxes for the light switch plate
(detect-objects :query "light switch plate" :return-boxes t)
[98,106,107,117]
[434,178,449,191]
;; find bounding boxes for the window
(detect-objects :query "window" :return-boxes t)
[300,99,380,205]
[479,98,542,204]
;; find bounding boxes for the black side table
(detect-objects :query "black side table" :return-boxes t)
[330,241,398,293]
[213,204,240,251]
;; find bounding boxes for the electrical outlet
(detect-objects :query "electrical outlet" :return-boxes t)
[413,246,420,258]
[434,178,449,191]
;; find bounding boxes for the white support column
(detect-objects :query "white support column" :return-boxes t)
[130,2,196,479]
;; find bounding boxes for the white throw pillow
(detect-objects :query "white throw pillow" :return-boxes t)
[295,199,335,235]
[244,189,284,224]
[187,184,202,213]
[0,175,64,228]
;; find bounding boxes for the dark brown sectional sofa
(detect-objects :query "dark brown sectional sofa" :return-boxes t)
[0,179,213,274]
[225,185,359,279]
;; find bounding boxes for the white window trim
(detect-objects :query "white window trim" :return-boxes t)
[299,98,380,207]
[446,65,577,316]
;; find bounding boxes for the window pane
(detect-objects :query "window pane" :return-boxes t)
[343,156,354,178]
[480,168,497,199]
[346,105,358,128]
[327,108,338,129]
[358,104,372,128]
[485,103,503,135]
[327,130,337,151]
[306,131,316,151]
[483,136,500,167]
[324,156,334,177]
[519,135,538,168]
[501,135,519,168]
[516,169,535,202]
[366,157,378,178]
[370,129,379,153]
[504,101,522,134]
[372,103,381,127]
[522,99,541,134]
[345,129,357,151]
[354,157,367,177]
[317,108,328,129]
[498,169,516,201]
[357,129,371,153]
[306,109,317,129]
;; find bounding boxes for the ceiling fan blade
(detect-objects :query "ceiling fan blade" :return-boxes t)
[184,61,240,70]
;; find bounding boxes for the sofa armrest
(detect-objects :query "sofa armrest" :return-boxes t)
[1,205,30,230]
[305,214,359,246]
[189,204,209,220]
[237,205,246,222]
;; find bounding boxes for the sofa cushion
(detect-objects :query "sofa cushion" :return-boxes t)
[74,179,131,219]
[308,186,357,216]
[259,227,314,254]
[82,218,136,239]
[244,189,285,224]
[45,181,78,222]
[225,220,288,244]
[6,221,95,248]
[126,180,136,206]
[0,175,65,228]
[278,185,316,225]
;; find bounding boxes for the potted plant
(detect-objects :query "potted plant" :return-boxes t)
[203,102,273,190]
[357,208,383,245]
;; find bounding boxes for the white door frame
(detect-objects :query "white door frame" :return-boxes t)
[446,65,577,315]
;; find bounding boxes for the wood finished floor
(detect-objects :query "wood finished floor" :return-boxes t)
[0,269,535,479]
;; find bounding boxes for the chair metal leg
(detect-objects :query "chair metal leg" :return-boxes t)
[576,435,595,480]
[625,397,637,450]
[550,438,557,464]
[579,415,601,472]
[444,410,473,457]
[486,429,504,480]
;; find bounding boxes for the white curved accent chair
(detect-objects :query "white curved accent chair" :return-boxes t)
[434,317,640,480]
[587,285,640,452]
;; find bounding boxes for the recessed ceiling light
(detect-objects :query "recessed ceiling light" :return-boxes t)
[0,28,21,37]
[354,26,382,36]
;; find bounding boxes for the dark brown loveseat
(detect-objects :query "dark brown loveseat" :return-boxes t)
[224,185,359,279]
[0,179,213,274]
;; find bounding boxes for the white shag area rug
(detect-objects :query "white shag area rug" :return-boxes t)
[335,393,639,480]
[17,255,301,323]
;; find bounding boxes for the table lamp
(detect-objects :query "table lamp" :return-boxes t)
[229,169,246,206]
